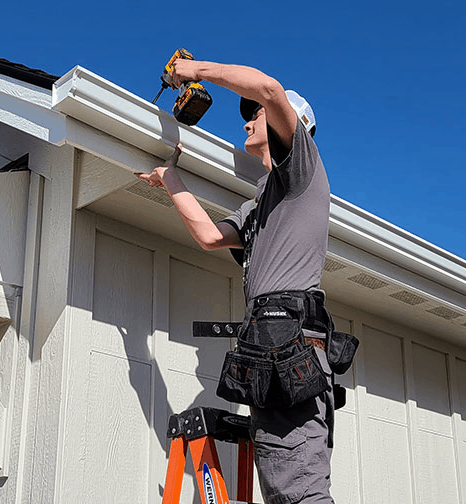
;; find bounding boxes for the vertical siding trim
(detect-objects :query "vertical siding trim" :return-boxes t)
[152,250,171,502]
[353,319,366,504]
[57,209,96,503]
[447,354,464,504]
[402,337,419,504]
[15,173,44,503]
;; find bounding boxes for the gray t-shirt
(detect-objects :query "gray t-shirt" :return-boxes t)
[223,121,330,302]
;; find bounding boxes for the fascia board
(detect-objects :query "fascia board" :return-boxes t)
[52,66,261,199]
[0,74,66,147]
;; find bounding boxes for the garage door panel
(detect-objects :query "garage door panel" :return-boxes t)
[413,344,452,436]
[168,258,232,379]
[84,351,151,504]
[331,411,360,504]
[364,419,412,503]
[363,326,407,424]
[92,232,153,362]
[416,431,459,504]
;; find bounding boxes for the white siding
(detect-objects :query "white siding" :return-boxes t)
[331,316,361,504]
[328,304,466,504]
[413,344,459,503]
[361,327,412,504]
[0,171,29,286]
[61,211,243,504]
[61,221,466,504]
[456,358,466,500]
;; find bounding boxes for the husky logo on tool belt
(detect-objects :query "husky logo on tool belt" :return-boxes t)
[203,464,218,504]
[263,310,288,317]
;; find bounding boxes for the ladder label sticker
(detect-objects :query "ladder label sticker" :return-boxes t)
[203,463,218,504]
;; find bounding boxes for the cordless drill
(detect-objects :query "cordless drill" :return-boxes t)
[152,48,213,126]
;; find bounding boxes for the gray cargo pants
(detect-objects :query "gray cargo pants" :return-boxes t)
[249,345,335,504]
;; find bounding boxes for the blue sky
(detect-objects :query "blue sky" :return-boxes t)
[2,0,465,259]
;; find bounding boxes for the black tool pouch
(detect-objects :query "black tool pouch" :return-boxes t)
[216,292,330,408]
[326,329,360,375]
[216,350,273,408]
[274,344,329,408]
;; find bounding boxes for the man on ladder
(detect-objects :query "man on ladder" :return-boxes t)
[136,58,338,504]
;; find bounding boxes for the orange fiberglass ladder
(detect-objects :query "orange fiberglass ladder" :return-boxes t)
[162,406,256,504]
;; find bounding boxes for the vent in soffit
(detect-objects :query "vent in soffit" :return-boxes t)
[389,290,428,306]
[125,181,174,208]
[204,207,229,224]
[347,273,389,290]
[324,258,347,273]
[124,180,229,223]
[426,306,463,320]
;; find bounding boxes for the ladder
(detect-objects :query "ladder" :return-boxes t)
[162,406,256,504]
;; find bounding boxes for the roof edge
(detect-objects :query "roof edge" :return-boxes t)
[4,63,464,295]
[0,58,59,90]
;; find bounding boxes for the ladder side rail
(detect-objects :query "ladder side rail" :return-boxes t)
[162,436,188,504]
[189,435,231,504]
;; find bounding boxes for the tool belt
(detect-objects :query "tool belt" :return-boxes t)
[214,290,359,409]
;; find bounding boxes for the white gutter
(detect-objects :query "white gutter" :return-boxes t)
[2,64,463,297]
[51,66,263,199]
[330,196,466,295]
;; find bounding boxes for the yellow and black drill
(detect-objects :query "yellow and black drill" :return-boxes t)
[152,48,212,126]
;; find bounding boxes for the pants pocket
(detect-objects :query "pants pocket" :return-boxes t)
[216,351,273,408]
[275,346,330,407]
[253,429,307,504]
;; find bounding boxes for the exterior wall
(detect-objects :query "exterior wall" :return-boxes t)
[60,210,246,504]
[0,168,29,484]
[0,123,76,504]
[58,210,466,504]
[0,171,29,286]
[328,300,466,504]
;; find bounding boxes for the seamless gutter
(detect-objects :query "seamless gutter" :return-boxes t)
[5,65,465,293]
[329,196,466,294]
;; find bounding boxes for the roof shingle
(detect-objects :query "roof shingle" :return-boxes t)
[0,58,59,90]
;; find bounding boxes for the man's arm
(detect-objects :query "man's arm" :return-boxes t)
[134,145,242,251]
[171,60,297,149]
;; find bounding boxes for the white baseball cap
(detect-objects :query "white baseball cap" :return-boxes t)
[285,90,316,136]
[240,90,316,136]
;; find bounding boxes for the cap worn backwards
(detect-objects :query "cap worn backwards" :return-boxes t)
[239,90,316,137]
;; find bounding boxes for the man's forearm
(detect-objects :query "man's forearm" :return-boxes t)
[171,59,296,149]
[176,60,283,108]
[162,168,228,251]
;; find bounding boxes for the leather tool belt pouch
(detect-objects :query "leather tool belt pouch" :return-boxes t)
[216,292,330,409]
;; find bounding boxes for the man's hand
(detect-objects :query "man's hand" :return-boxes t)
[170,59,201,89]
[133,141,241,251]
[134,144,182,187]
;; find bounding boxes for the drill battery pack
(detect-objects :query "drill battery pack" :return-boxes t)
[173,82,213,126]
